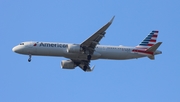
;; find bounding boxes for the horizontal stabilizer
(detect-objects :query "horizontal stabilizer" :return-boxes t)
[146,42,162,52]
[146,42,162,60]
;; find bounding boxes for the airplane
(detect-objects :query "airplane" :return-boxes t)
[12,16,162,72]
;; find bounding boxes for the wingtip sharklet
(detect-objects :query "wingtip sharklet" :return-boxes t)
[110,16,115,23]
[86,65,95,72]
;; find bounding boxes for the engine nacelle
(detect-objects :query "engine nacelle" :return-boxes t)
[67,44,81,53]
[61,60,77,69]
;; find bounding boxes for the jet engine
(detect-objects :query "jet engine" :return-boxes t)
[61,60,77,69]
[67,44,81,53]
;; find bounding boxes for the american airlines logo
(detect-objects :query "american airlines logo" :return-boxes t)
[39,42,68,48]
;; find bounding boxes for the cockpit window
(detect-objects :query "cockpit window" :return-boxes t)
[20,43,24,45]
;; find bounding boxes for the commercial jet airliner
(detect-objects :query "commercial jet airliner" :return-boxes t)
[12,16,162,72]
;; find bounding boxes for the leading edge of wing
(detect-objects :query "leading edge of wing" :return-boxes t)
[81,16,115,47]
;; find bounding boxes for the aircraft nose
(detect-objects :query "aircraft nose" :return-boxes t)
[12,46,18,52]
[12,46,23,53]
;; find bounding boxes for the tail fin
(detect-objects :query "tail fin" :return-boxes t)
[136,30,159,48]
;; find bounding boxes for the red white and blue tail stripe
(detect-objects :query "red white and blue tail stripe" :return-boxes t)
[136,30,159,48]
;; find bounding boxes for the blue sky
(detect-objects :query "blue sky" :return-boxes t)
[1,0,180,102]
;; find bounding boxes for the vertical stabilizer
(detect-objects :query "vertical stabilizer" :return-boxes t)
[137,30,159,48]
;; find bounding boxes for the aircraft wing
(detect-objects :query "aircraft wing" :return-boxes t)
[72,16,115,72]
[80,16,115,54]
